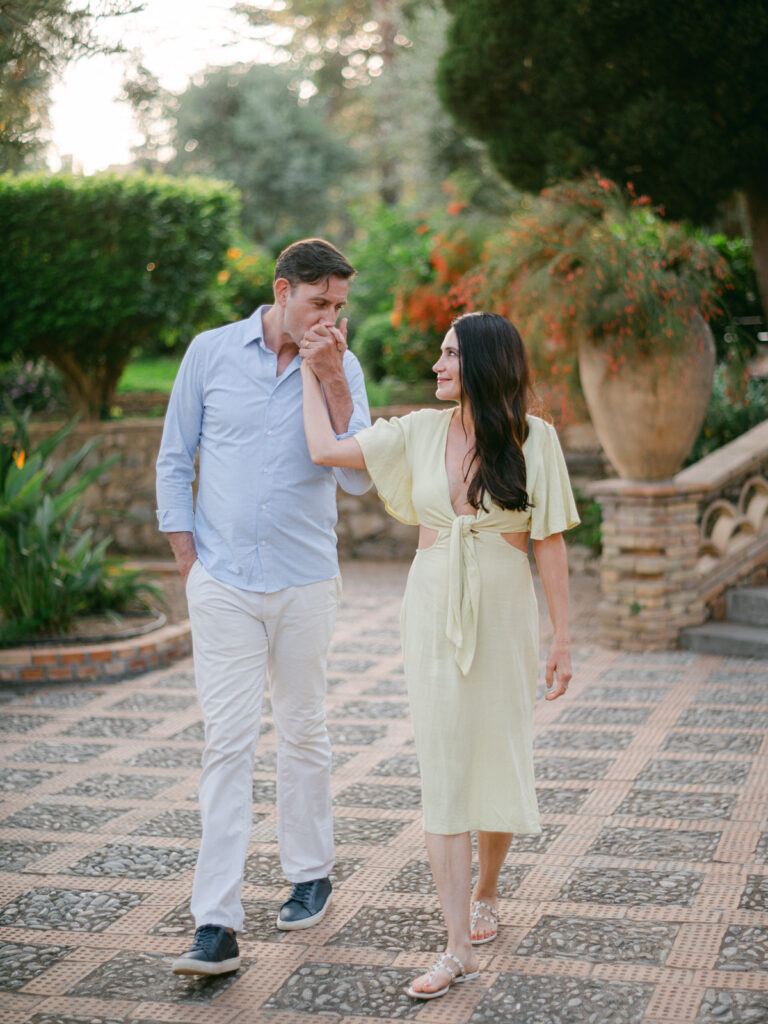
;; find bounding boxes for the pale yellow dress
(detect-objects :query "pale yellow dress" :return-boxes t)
[356,409,580,835]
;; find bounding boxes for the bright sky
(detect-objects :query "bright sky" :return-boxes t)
[48,0,279,174]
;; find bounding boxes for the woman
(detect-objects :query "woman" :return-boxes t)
[301,311,579,999]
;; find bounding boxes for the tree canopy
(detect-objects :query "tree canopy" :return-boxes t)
[236,0,432,206]
[235,0,425,98]
[436,0,768,316]
[165,62,356,247]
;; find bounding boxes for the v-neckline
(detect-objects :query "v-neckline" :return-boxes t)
[442,407,481,521]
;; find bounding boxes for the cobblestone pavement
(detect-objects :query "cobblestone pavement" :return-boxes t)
[0,559,766,1024]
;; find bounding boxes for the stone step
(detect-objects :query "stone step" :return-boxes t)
[726,586,768,627]
[679,620,768,659]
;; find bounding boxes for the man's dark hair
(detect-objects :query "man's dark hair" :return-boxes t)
[274,238,355,286]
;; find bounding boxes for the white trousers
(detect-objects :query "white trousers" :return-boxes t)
[185,560,340,930]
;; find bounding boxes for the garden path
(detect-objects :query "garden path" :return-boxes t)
[0,559,765,1024]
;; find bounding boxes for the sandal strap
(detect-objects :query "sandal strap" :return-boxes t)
[471,901,498,926]
[428,951,464,981]
[441,952,466,977]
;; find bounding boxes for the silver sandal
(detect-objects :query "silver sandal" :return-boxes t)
[471,900,498,945]
[406,951,480,1000]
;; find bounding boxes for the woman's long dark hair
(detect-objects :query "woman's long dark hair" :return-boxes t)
[453,311,531,513]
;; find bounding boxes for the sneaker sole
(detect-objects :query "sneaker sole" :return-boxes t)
[276,892,332,931]
[171,955,241,976]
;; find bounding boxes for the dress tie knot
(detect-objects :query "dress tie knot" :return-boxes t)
[444,515,481,675]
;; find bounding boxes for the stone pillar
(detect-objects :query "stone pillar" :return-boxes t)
[587,479,707,650]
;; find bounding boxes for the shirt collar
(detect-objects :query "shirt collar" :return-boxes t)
[243,305,270,349]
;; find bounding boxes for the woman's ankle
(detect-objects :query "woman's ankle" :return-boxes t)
[471,888,498,905]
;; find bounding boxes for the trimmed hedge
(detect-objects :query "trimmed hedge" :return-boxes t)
[0,173,239,418]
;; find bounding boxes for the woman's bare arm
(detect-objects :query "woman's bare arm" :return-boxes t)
[302,360,367,469]
[532,532,573,700]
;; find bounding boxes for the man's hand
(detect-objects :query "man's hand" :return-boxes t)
[300,320,354,434]
[168,531,197,582]
[300,320,348,381]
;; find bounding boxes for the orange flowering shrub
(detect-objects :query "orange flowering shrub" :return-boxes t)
[447,176,730,424]
[389,225,486,382]
[471,176,727,366]
[390,176,730,425]
[215,242,274,322]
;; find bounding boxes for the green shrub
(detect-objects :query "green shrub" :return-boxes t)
[0,405,159,646]
[346,202,435,326]
[352,312,396,383]
[687,368,768,464]
[707,234,764,365]
[567,488,603,553]
[382,323,442,385]
[213,240,274,324]
[0,172,239,419]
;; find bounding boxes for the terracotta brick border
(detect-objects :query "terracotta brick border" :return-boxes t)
[0,620,191,685]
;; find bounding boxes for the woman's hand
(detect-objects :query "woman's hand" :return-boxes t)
[301,356,366,469]
[532,533,573,701]
[300,320,348,376]
[544,638,572,700]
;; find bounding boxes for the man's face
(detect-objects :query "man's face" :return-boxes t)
[279,275,349,343]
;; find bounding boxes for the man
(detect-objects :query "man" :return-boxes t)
[156,239,371,976]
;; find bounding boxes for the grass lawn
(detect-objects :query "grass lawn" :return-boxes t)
[117,357,182,393]
[118,356,435,408]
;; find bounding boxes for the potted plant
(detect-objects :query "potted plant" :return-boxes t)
[471,176,726,479]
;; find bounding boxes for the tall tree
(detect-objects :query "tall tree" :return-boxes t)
[166,62,356,247]
[235,0,428,205]
[0,0,142,169]
[236,0,425,98]
[120,58,172,171]
[436,0,768,318]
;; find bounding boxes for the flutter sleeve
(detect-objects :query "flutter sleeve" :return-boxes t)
[529,420,581,540]
[355,415,418,525]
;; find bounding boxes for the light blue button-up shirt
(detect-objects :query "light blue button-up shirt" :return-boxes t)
[156,306,372,593]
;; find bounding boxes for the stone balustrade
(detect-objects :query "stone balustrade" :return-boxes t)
[588,420,768,649]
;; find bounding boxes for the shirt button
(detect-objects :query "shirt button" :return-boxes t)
[266,430,273,436]
[260,540,266,546]
[260,504,267,510]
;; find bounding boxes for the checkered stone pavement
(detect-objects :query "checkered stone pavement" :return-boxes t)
[0,559,766,1024]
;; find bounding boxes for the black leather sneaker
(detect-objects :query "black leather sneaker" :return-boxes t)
[276,877,333,930]
[171,924,240,975]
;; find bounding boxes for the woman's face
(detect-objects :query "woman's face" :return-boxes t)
[432,328,462,403]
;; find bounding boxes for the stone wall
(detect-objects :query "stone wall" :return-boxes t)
[28,414,603,562]
[27,417,421,560]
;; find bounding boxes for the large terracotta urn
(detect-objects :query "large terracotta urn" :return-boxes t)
[578,312,716,480]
